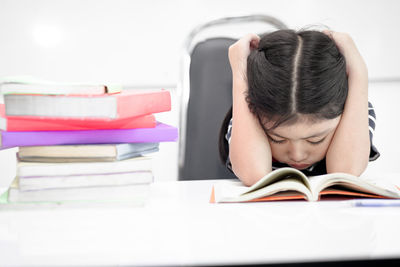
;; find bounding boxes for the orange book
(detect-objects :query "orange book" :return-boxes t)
[210,167,400,203]
[2,89,171,119]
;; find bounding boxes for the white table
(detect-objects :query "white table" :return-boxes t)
[1,179,400,266]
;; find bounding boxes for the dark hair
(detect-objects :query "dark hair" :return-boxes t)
[219,29,348,164]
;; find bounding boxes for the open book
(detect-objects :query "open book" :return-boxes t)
[210,167,400,203]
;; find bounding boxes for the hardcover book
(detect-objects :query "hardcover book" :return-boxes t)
[18,171,153,191]
[8,179,150,203]
[0,112,156,131]
[0,76,121,95]
[1,82,121,95]
[18,143,159,162]
[3,89,171,119]
[0,122,178,149]
[17,156,153,177]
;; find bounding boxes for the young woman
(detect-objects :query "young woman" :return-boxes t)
[219,29,379,186]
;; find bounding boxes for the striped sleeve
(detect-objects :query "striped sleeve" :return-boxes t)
[224,118,233,171]
[225,118,233,144]
[368,102,380,161]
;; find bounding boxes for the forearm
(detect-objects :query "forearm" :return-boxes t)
[326,61,370,175]
[229,77,272,186]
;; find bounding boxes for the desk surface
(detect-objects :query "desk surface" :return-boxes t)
[1,179,400,266]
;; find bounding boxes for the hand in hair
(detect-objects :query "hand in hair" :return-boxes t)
[324,31,370,176]
[228,33,260,86]
[323,31,367,76]
[228,34,273,186]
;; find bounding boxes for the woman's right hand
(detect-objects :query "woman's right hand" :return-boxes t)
[228,33,260,83]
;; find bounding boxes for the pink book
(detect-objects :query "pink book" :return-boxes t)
[3,89,171,119]
[0,114,156,131]
[0,122,178,149]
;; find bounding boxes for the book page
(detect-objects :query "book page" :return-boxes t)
[213,178,313,203]
[308,173,400,200]
[243,167,310,194]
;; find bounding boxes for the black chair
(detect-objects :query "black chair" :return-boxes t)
[178,15,288,180]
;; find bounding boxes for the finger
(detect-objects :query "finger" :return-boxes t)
[250,39,260,49]
[322,30,334,39]
[243,33,260,49]
[243,33,260,43]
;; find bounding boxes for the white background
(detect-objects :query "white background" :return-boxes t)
[1,0,400,186]
[1,0,400,84]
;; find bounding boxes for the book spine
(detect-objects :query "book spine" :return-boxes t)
[1,122,178,149]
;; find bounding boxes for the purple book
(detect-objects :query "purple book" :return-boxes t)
[0,122,178,149]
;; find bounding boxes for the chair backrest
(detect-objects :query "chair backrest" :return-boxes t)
[178,15,288,180]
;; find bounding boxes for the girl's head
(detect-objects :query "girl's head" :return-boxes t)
[246,29,348,169]
[247,29,348,129]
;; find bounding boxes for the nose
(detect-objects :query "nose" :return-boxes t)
[288,142,308,163]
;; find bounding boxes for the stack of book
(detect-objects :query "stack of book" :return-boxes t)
[0,80,178,204]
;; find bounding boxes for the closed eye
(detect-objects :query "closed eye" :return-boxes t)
[307,137,326,145]
[267,134,287,144]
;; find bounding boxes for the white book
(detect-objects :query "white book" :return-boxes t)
[4,94,118,118]
[19,171,153,191]
[8,182,150,203]
[2,89,170,119]
[18,143,159,162]
[0,82,121,95]
[17,156,152,177]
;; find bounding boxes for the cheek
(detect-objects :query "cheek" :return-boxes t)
[310,138,333,160]
[312,144,329,159]
[268,142,288,159]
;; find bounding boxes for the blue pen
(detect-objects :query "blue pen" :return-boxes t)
[353,199,400,207]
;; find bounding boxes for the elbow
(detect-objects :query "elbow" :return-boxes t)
[234,171,264,186]
[326,144,370,177]
[327,157,369,177]
[328,166,366,177]
[228,139,272,186]
[231,164,270,186]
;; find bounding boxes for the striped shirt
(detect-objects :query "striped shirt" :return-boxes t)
[224,102,380,176]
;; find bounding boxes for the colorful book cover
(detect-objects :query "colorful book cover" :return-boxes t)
[0,122,178,149]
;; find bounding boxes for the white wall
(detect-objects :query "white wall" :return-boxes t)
[0,0,399,85]
[365,81,400,176]
[0,0,399,185]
